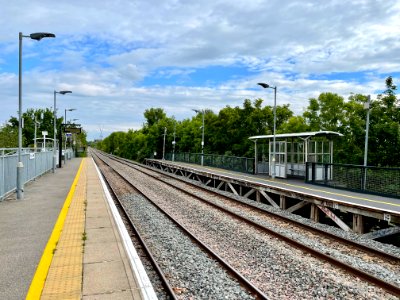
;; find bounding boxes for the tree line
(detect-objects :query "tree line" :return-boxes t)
[0,108,87,151]
[95,77,399,167]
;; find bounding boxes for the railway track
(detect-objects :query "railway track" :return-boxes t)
[92,150,268,299]
[92,149,400,299]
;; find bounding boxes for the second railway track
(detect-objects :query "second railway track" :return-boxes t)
[92,149,400,299]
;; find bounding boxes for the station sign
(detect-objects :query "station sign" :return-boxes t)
[64,127,82,134]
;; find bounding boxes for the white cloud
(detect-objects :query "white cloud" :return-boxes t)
[0,0,399,140]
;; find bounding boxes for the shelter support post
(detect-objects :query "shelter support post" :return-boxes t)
[254,139,258,174]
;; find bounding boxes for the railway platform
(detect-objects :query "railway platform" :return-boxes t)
[145,159,400,238]
[0,157,154,300]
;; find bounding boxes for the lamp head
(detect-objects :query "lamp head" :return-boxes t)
[258,83,270,89]
[29,32,56,41]
[59,90,72,95]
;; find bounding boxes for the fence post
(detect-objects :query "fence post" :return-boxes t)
[324,164,328,184]
[1,150,4,200]
[305,162,309,182]
[312,162,316,183]
[362,166,367,191]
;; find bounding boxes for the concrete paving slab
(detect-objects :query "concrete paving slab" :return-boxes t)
[86,215,112,229]
[83,260,132,295]
[83,290,136,300]
[86,226,118,244]
[84,242,121,263]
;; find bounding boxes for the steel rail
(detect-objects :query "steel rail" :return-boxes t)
[93,150,270,300]
[97,151,400,298]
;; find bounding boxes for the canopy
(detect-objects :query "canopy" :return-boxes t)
[249,131,343,140]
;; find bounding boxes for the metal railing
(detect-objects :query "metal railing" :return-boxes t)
[1,148,54,200]
[165,152,255,174]
[305,162,400,199]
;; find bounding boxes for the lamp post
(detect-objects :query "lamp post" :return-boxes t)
[193,109,205,166]
[33,113,42,151]
[363,95,371,190]
[258,82,277,179]
[162,127,167,160]
[71,119,79,154]
[17,32,55,199]
[172,122,176,162]
[53,91,72,173]
[63,108,75,164]
[65,108,76,125]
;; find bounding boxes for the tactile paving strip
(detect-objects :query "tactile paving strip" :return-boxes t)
[40,159,87,300]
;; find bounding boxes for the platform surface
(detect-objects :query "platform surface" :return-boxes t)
[0,157,145,300]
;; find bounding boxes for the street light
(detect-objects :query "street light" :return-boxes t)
[172,122,176,162]
[17,31,55,199]
[258,82,277,179]
[53,91,72,173]
[33,113,43,151]
[363,95,371,189]
[192,109,205,166]
[64,108,76,164]
[162,127,167,160]
[65,108,76,125]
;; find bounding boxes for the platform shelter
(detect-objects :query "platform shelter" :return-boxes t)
[249,131,343,178]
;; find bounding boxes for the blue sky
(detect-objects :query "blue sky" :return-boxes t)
[0,0,399,140]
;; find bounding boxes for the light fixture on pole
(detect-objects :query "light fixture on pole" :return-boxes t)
[17,31,55,199]
[162,127,167,160]
[63,108,76,164]
[172,122,176,162]
[33,113,42,151]
[258,82,277,179]
[192,109,205,166]
[64,108,76,125]
[53,91,72,173]
[363,95,371,190]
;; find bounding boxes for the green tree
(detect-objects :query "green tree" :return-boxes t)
[0,123,18,148]
[367,77,399,166]
[303,92,345,131]
[7,108,62,147]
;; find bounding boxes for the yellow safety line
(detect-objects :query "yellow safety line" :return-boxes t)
[26,159,85,300]
[199,165,400,208]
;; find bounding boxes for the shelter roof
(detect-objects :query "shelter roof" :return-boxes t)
[249,131,343,140]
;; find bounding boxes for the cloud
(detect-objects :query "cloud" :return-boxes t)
[1,0,399,140]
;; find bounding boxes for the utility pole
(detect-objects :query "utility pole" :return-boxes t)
[172,123,176,161]
[363,95,371,190]
[162,127,167,160]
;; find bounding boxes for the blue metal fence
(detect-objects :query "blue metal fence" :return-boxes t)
[0,149,54,200]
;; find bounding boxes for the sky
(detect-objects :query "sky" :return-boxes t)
[1,0,399,141]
